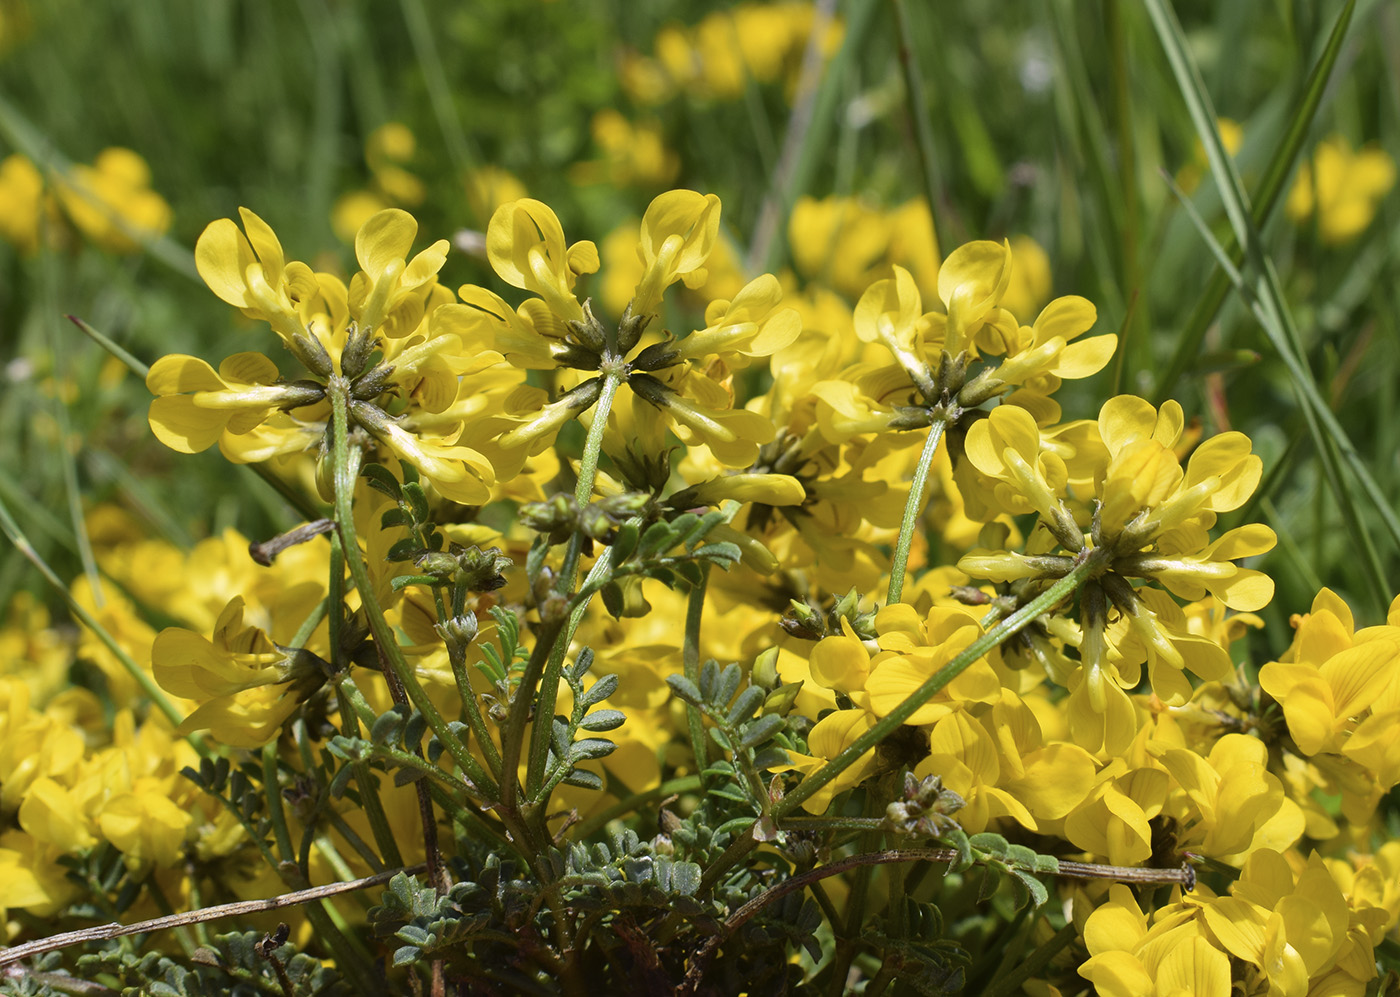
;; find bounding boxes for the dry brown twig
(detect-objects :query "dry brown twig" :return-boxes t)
[0,864,427,969]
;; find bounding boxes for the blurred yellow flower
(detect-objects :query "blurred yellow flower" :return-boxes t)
[1287,135,1397,244]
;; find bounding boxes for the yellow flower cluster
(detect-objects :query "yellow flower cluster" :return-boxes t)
[14,182,1398,993]
[619,1,844,104]
[1286,135,1397,245]
[0,146,171,253]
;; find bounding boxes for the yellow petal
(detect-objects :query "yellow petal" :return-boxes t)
[194,218,256,308]
[237,206,285,277]
[147,354,225,395]
[1157,936,1232,997]
[148,396,229,453]
[1032,294,1097,343]
[1049,333,1117,378]
[356,208,418,278]
[217,351,279,385]
[1098,395,1158,454]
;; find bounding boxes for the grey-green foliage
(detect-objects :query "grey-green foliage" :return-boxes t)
[667,658,797,833]
[540,647,622,794]
[560,828,708,917]
[366,872,493,968]
[592,508,744,612]
[1,930,349,997]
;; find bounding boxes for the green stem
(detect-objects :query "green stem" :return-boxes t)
[331,530,405,869]
[889,0,942,263]
[327,379,481,801]
[786,556,1096,819]
[571,775,704,840]
[682,565,711,783]
[700,555,1100,894]
[498,616,566,823]
[1108,0,1142,394]
[887,418,947,604]
[558,369,624,593]
[981,922,1077,997]
[262,743,296,863]
[444,629,503,780]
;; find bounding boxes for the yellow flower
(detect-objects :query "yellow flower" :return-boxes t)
[1079,886,1232,997]
[1286,135,1396,244]
[466,190,781,470]
[54,147,172,252]
[631,189,722,318]
[672,274,802,367]
[570,109,679,188]
[776,708,878,815]
[1258,588,1400,821]
[486,197,599,324]
[1151,733,1304,862]
[195,207,320,348]
[863,604,999,724]
[146,352,324,455]
[0,153,47,252]
[152,596,326,747]
[350,207,450,336]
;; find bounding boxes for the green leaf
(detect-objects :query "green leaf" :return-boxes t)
[402,481,430,523]
[601,581,625,619]
[610,520,639,564]
[716,663,742,707]
[1153,0,1357,402]
[360,463,402,499]
[943,827,973,873]
[666,675,704,706]
[635,520,680,562]
[1004,844,1038,869]
[567,738,617,762]
[977,866,1002,903]
[380,507,412,529]
[561,769,604,790]
[580,709,627,732]
[1145,0,1392,609]
[725,687,766,727]
[1011,869,1050,910]
[969,832,1009,859]
[738,713,785,749]
[579,673,618,708]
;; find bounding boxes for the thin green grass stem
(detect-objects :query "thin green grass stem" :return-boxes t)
[1152,0,1357,402]
[887,418,946,605]
[701,556,1098,893]
[981,921,1077,997]
[889,0,942,263]
[0,489,192,735]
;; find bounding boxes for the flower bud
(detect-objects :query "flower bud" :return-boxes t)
[435,611,479,651]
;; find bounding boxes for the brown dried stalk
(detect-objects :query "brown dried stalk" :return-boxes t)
[0,864,426,969]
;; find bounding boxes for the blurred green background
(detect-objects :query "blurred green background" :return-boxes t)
[1,0,1397,649]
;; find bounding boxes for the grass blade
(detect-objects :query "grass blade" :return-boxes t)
[1146,0,1394,610]
[1152,0,1357,401]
